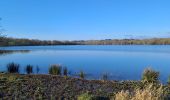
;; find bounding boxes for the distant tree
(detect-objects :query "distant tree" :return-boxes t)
[0,18,2,37]
[0,18,5,43]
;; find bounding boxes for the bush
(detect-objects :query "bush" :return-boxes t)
[77,92,109,100]
[115,84,167,100]
[7,62,20,73]
[63,67,68,76]
[77,93,94,100]
[36,66,40,74]
[25,65,33,74]
[102,73,109,81]
[142,68,159,84]
[79,71,85,79]
[49,64,62,75]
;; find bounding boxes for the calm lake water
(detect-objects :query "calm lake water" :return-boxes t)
[0,45,170,82]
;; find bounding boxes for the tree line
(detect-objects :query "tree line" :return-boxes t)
[80,38,170,45]
[1,19,170,46]
[1,37,170,46]
[0,37,79,46]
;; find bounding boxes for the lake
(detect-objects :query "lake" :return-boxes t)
[0,45,170,82]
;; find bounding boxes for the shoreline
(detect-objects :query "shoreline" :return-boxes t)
[0,67,169,99]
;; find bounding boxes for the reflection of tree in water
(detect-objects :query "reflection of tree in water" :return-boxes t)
[0,50,30,56]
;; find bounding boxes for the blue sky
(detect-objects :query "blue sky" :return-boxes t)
[0,0,170,40]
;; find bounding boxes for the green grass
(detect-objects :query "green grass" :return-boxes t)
[77,93,95,100]
[79,71,85,79]
[49,64,62,75]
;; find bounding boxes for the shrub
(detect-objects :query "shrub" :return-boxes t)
[142,68,159,84]
[115,84,167,100]
[36,66,40,74]
[25,65,33,74]
[102,73,109,81]
[49,64,62,75]
[63,67,68,76]
[79,71,85,79]
[77,92,109,100]
[7,62,20,73]
[167,75,170,86]
[77,93,94,100]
